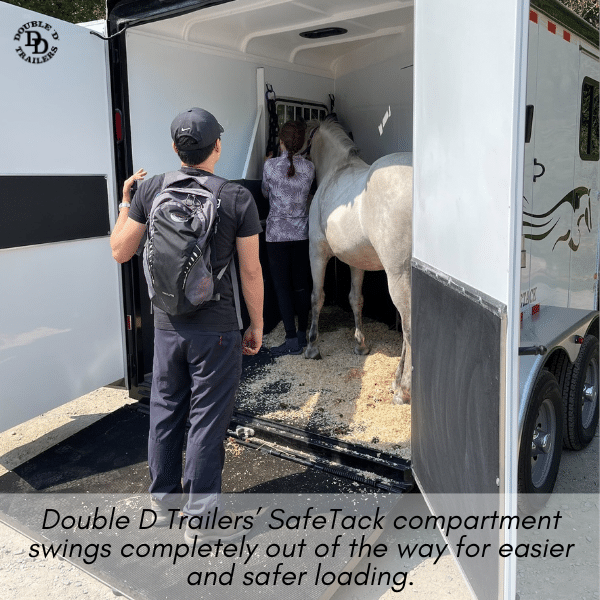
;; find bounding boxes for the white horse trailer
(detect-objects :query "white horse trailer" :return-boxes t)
[1,0,598,598]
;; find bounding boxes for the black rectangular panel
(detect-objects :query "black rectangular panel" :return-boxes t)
[0,176,111,250]
[412,264,503,493]
[412,262,505,600]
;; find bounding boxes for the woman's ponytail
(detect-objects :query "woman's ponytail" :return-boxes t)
[279,121,306,178]
[287,150,296,177]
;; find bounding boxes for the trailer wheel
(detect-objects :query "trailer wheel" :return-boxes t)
[564,335,599,450]
[518,370,563,513]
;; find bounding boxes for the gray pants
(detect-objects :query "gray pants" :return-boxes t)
[148,327,242,516]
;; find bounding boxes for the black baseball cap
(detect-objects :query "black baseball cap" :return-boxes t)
[170,107,224,151]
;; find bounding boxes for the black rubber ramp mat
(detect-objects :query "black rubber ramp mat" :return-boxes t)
[0,404,376,495]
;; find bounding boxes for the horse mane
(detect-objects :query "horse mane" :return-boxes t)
[306,118,360,162]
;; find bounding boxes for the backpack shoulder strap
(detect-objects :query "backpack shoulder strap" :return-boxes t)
[160,170,223,192]
[204,175,243,328]
[199,174,229,240]
[202,175,236,297]
[160,170,188,190]
[197,174,229,202]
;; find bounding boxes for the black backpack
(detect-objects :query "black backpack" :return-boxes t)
[142,171,229,316]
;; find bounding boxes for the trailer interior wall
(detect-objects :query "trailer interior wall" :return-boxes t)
[334,32,414,163]
[125,31,334,179]
[0,3,124,433]
[125,0,414,180]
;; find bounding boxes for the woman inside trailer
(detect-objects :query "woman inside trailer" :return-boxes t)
[262,120,315,356]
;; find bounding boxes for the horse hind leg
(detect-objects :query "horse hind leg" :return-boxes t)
[349,266,369,355]
[392,340,411,405]
[386,269,411,405]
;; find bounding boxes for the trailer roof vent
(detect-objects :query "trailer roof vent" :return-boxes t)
[299,27,348,39]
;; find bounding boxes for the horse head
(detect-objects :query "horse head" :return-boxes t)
[303,118,361,184]
[301,120,320,158]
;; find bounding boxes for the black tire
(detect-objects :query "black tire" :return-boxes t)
[545,350,574,448]
[545,350,570,396]
[564,335,599,450]
[518,370,563,514]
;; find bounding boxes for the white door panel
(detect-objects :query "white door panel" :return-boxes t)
[413,1,528,598]
[1,5,114,175]
[0,4,123,432]
[1,239,123,431]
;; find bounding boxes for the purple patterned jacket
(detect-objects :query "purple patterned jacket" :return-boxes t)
[261,154,315,242]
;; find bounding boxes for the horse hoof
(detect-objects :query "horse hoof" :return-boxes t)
[304,347,322,360]
[392,389,411,405]
[354,345,370,356]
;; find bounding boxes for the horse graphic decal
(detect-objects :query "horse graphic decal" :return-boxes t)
[523,186,593,251]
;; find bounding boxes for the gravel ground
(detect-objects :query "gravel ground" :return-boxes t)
[0,387,597,600]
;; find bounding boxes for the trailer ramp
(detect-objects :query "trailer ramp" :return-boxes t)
[0,402,411,600]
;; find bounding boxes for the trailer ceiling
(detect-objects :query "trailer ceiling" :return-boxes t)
[117,0,414,77]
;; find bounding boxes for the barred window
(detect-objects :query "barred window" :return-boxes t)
[275,98,328,130]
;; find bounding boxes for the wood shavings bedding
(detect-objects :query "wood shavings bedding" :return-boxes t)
[236,306,411,459]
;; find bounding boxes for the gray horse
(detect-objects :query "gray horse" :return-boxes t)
[304,119,413,404]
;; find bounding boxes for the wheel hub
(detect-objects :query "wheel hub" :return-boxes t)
[530,397,557,488]
[532,431,551,454]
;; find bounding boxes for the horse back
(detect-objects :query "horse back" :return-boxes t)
[371,152,413,169]
[361,152,413,271]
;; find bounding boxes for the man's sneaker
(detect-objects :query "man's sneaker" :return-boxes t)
[183,510,245,543]
[150,497,181,527]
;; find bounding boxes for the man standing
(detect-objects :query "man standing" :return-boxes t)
[110,108,263,541]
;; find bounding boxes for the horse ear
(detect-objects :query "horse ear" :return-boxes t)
[324,112,338,123]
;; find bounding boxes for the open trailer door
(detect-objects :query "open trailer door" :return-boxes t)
[411,1,528,599]
[0,3,123,432]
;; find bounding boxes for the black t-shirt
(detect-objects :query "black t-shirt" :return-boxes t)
[129,167,262,331]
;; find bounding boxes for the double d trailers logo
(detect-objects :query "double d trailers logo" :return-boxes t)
[14,21,59,64]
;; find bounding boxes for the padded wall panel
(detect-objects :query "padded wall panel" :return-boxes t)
[0,176,110,249]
